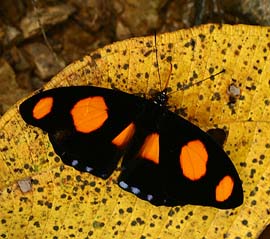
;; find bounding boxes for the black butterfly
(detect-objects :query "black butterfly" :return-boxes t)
[19,81,243,209]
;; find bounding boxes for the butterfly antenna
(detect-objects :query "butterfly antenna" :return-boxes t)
[154,33,162,91]
[167,69,225,96]
[163,63,172,91]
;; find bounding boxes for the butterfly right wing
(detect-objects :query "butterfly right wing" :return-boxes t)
[19,86,140,179]
[118,104,243,209]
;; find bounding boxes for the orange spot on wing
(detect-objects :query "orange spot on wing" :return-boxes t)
[139,133,159,164]
[179,140,208,181]
[71,96,108,133]
[112,123,135,147]
[216,175,234,202]
[33,97,54,119]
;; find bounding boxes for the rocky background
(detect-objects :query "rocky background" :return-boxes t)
[1,0,270,115]
[0,0,270,238]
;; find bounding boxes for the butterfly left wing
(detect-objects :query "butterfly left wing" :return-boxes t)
[19,86,140,179]
[118,105,243,209]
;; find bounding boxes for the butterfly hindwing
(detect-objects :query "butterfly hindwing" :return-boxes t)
[19,86,140,179]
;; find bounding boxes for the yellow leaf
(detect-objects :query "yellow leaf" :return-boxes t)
[1,24,270,239]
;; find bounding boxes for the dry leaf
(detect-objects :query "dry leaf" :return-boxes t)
[0,24,270,239]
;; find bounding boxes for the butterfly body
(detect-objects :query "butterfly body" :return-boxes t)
[19,86,243,209]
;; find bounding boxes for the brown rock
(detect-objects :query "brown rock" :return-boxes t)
[0,23,5,48]
[51,21,104,63]
[20,4,76,39]
[0,21,22,48]
[16,71,34,91]
[116,20,132,40]
[0,59,17,95]
[0,0,26,25]
[2,25,22,46]
[161,0,196,32]
[9,46,31,72]
[23,42,65,80]
[0,59,27,114]
[114,0,168,39]
[221,0,270,25]
[70,0,115,32]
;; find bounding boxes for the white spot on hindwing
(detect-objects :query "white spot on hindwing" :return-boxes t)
[85,166,93,172]
[72,160,79,166]
[119,181,155,202]
[131,186,140,195]
[147,194,153,201]
[119,181,128,189]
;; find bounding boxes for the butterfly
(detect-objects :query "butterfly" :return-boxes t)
[19,72,243,209]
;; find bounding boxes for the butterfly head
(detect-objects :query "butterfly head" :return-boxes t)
[152,89,168,107]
